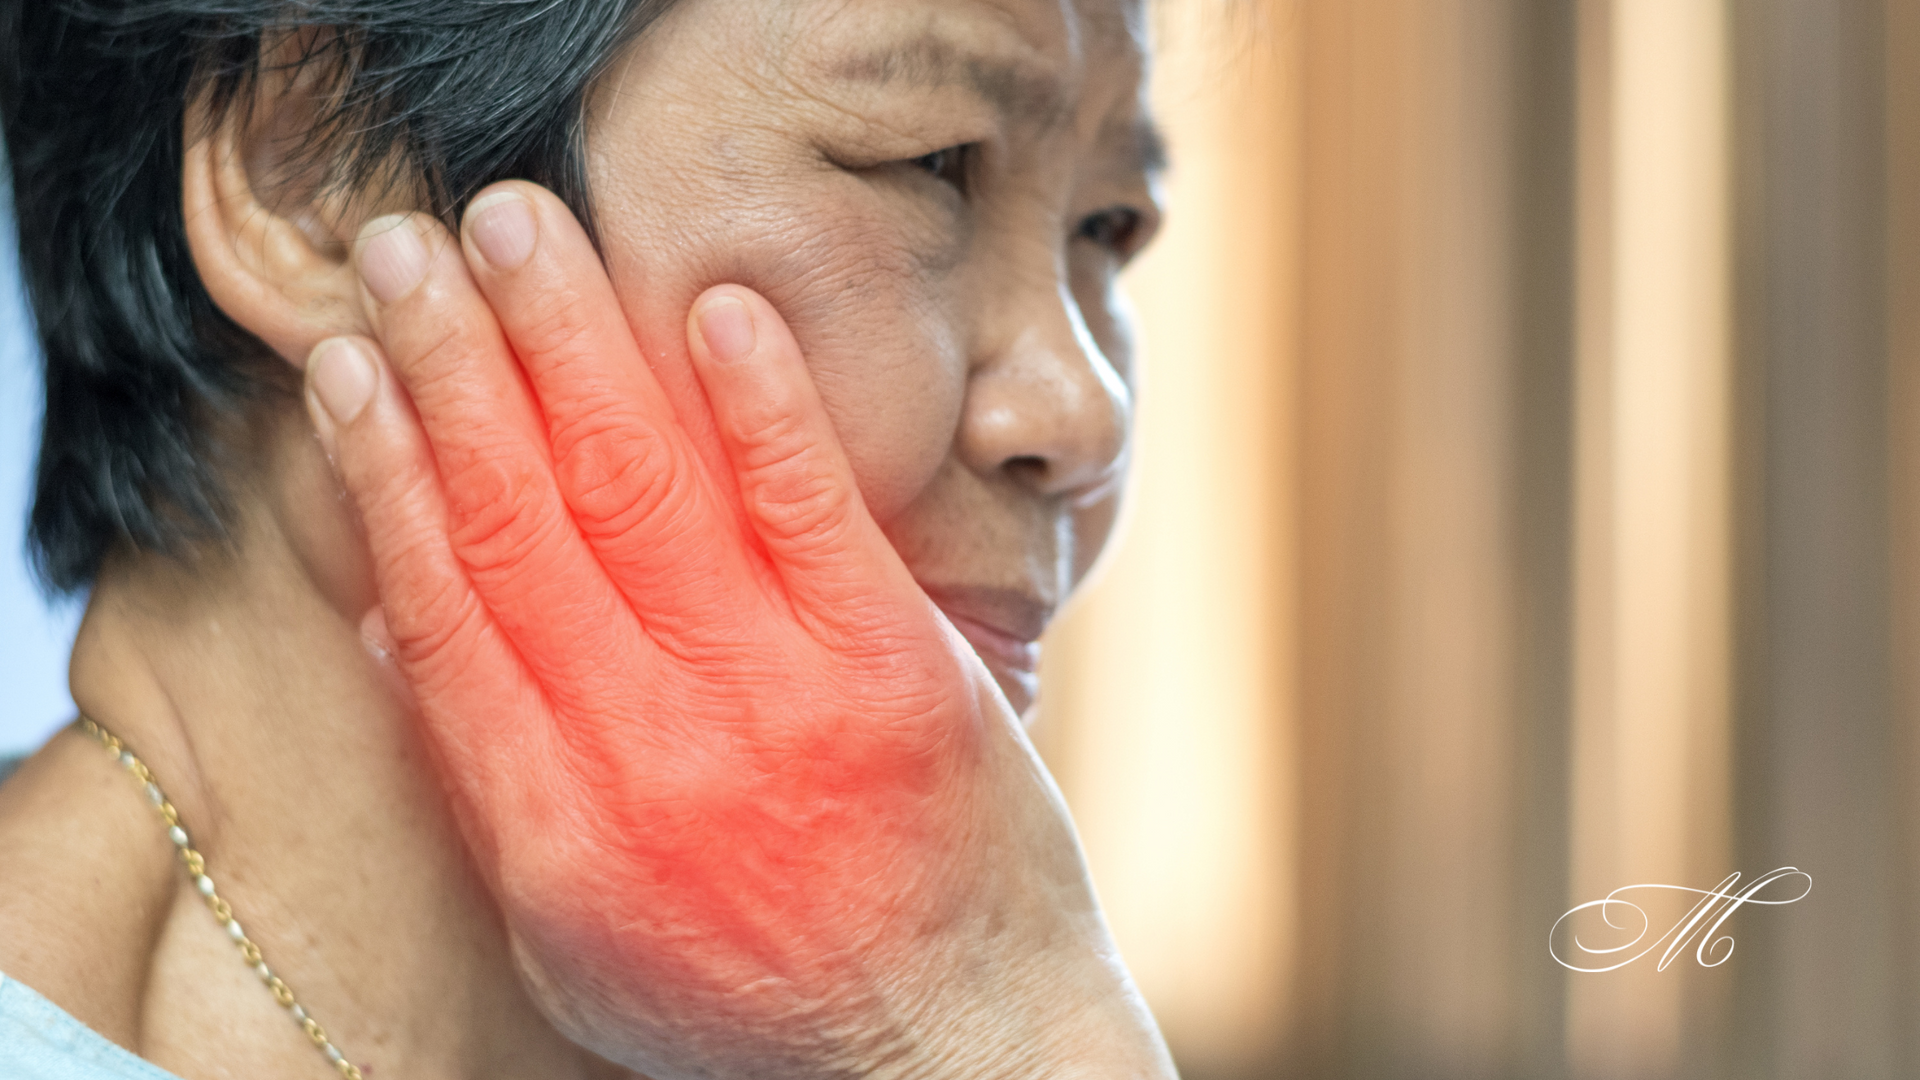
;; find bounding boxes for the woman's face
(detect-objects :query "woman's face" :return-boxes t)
[582,0,1162,714]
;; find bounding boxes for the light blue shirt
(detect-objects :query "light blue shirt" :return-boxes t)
[0,976,183,1080]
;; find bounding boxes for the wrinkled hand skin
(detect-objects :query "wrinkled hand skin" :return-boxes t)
[308,183,1171,1080]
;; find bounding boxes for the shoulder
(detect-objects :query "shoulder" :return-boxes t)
[0,976,184,1080]
[0,730,176,1055]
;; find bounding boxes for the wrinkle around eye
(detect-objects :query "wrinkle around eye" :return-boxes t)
[907,144,973,196]
[819,160,973,274]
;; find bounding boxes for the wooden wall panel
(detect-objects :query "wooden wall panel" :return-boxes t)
[1731,0,1900,1075]
[1034,0,1919,1074]
[1565,1,1734,1076]
[1891,0,1920,1071]
[1294,1,1575,1076]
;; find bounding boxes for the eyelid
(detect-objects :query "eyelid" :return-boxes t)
[907,143,975,196]
[1075,204,1157,261]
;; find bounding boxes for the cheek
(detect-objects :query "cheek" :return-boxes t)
[1070,254,1139,391]
[596,161,968,526]
[752,210,967,524]
[810,312,966,526]
[1065,267,1137,585]
[1070,491,1122,587]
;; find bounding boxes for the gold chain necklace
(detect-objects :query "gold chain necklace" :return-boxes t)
[80,717,366,1080]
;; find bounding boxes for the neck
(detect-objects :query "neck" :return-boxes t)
[56,416,629,1080]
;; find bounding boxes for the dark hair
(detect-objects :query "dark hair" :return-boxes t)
[0,0,676,593]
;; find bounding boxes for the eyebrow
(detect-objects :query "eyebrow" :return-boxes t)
[832,33,1171,179]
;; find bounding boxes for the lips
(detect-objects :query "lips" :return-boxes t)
[918,584,1052,714]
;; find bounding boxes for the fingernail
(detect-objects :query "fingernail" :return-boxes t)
[360,606,398,666]
[697,296,757,364]
[357,215,430,305]
[309,338,378,425]
[467,191,537,270]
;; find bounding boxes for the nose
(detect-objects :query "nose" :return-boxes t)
[958,278,1131,497]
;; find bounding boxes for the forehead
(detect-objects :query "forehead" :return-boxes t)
[788,0,1147,56]
[780,0,1152,118]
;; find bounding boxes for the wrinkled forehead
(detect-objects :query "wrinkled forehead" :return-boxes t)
[779,0,1150,112]
[766,0,1159,167]
[945,0,1152,64]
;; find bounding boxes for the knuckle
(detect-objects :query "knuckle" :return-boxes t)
[555,420,689,538]
[392,322,522,435]
[395,588,495,695]
[748,442,854,551]
[730,409,855,550]
[387,560,474,652]
[444,454,566,575]
[732,404,812,476]
[353,449,437,531]
[394,321,472,392]
[512,297,599,366]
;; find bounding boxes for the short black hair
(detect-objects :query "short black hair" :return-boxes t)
[1,0,676,593]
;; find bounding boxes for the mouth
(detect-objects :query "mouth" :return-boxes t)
[919,584,1052,716]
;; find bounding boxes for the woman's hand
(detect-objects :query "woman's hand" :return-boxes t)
[302,181,1173,1080]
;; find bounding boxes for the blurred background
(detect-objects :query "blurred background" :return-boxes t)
[2,0,1915,1076]
[1031,0,1920,1078]
[0,146,84,759]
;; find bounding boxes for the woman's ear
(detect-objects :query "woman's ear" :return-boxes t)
[180,73,373,369]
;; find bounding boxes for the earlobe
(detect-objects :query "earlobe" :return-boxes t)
[180,115,369,369]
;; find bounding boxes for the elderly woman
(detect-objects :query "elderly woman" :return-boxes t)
[0,0,1174,1076]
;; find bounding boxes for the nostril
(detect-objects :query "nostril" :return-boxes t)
[1004,454,1049,483]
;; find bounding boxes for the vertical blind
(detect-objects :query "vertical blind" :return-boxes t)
[1035,1,1920,1077]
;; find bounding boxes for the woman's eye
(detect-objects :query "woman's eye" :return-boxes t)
[1076,207,1147,258]
[909,145,972,195]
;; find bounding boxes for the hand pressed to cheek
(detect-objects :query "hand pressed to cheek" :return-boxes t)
[580,0,1153,657]
[305,184,1130,1076]
[585,149,972,529]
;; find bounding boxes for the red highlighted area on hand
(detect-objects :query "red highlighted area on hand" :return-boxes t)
[304,185,1111,1077]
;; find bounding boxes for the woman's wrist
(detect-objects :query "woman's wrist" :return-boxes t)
[867,894,1175,1080]
[889,978,1176,1080]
